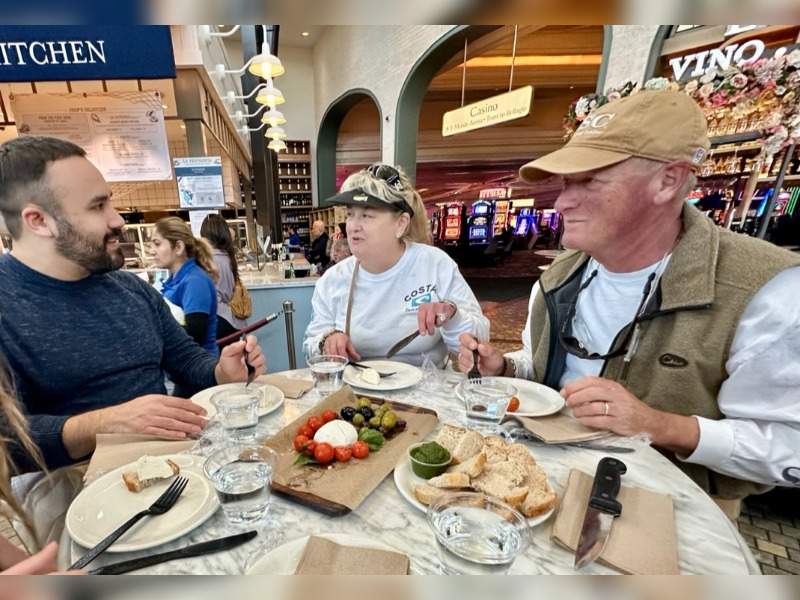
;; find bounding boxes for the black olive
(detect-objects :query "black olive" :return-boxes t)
[340,406,357,421]
[358,406,374,420]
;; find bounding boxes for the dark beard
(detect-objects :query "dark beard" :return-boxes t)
[53,216,125,275]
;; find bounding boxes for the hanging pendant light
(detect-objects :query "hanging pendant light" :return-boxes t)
[268,139,287,152]
[266,126,287,140]
[255,85,285,106]
[261,108,286,126]
[247,50,285,78]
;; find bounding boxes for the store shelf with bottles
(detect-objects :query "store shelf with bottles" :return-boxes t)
[277,140,311,163]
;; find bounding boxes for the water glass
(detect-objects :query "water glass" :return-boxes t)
[204,445,277,526]
[426,492,531,575]
[211,389,260,441]
[307,354,347,397]
[457,378,518,434]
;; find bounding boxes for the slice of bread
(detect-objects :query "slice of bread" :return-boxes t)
[448,451,486,478]
[428,472,470,489]
[435,424,467,455]
[122,457,180,493]
[520,483,557,518]
[451,430,484,464]
[504,486,530,509]
[413,484,447,506]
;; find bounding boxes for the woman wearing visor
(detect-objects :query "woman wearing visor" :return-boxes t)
[303,164,489,367]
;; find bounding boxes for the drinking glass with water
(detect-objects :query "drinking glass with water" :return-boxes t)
[211,389,260,441]
[204,445,277,526]
[307,354,347,398]
[457,378,518,435]
[427,492,531,574]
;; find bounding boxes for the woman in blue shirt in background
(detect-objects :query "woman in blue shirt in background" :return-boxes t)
[151,217,219,357]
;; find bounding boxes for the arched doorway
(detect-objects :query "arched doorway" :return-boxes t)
[316,89,381,205]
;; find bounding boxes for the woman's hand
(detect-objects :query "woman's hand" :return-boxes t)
[323,332,361,360]
[417,301,456,336]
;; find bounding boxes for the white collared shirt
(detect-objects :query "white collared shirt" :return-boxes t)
[507,265,800,487]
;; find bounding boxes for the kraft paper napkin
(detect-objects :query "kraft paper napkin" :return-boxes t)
[257,373,314,399]
[295,536,410,575]
[552,468,679,574]
[84,434,195,483]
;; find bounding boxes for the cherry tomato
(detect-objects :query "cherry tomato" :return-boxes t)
[314,442,335,464]
[303,441,317,457]
[293,434,310,452]
[297,424,314,438]
[508,396,520,412]
[352,441,369,459]
[307,416,324,432]
[334,446,352,462]
[321,409,337,423]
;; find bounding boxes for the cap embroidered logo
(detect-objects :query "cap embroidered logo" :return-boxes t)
[575,112,616,136]
[353,194,368,202]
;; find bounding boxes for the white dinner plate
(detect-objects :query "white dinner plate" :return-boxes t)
[191,382,284,419]
[343,360,423,391]
[66,454,218,553]
[393,456,555,528]
[455,377,565,418]
[246,533,408,574]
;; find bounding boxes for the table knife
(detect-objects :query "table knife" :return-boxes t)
[574,457,627,570]
[386,330,420,359]
[89,531,257,575]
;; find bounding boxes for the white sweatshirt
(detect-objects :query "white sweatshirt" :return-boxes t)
[507,264,800,488]
[304,242,490,367]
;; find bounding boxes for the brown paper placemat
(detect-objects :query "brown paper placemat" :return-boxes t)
[84,434,195,483]
[510,413,610,443]
[552,469,679,574]
[263,385,438,514]
[256,374,314,399]
[295,536,410,575]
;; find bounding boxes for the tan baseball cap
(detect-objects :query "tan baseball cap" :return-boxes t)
[519,90,710,182]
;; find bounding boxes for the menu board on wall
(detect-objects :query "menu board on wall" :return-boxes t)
[173,156,226,209]
[10,91,172,182]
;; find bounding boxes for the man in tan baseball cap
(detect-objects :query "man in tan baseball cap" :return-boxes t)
[458,90,800,513]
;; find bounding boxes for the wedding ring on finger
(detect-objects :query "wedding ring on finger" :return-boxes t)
[603,401,609,417]
[435,312,447,325]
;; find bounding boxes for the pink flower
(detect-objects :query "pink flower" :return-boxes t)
[698,83,714,98]
[731,73,748,88]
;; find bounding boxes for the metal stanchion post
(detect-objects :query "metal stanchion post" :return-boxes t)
[283,300,296,370]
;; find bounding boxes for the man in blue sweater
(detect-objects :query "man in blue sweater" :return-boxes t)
[0,136,266,469]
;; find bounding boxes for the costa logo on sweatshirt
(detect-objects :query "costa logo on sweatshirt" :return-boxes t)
[404,283,438,311]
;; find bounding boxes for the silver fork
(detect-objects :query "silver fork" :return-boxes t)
[70,476,189,570]
[349,361,397,378]
[467,348,482,382]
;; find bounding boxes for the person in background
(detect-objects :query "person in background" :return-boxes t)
[304,164,489,367]
[0,136,265,469]
[152,217,219,356]
[287,226,302,247]
[308,220,330,268]
[200,214,247,341]
[322,238,351,274]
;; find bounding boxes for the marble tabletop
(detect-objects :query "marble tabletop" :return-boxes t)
[63,369,759,575]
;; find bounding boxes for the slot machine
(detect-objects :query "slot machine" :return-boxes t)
[430,210,441,242]
[467,200,494,246]
[440,203,464,246]
[493,200,510,236]
[514,207,534,237]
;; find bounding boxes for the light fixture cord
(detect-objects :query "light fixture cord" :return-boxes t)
[460,36,468,108]
[509,25,518,92]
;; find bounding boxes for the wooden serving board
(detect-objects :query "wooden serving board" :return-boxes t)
[262,386,438,516]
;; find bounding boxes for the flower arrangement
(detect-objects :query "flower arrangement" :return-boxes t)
[562,49,800,156]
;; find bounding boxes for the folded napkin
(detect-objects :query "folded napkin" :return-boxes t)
[84,434,195,483]
[295,536,410,575]
[510,413,610,443]
[552,469,679,574]
[256,373,314,399]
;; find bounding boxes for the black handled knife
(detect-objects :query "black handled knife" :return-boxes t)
[89,530,257,575]
[574,457,627,569]
[386,330,420,359]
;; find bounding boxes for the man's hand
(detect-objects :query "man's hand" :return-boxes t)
[323,332,361,360]
[97,394,208,439]
[457,333,505,376]
[215,335,266,384]
[561,376,700,454]
[417,301,455,336]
